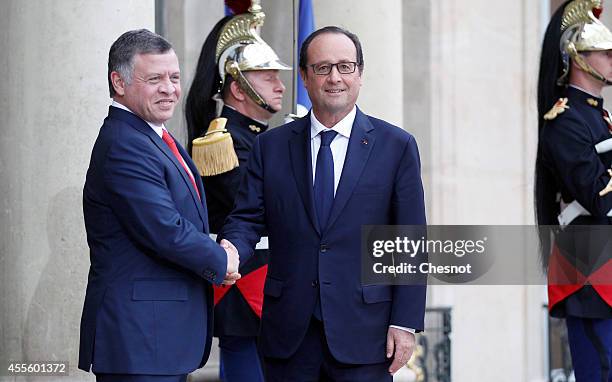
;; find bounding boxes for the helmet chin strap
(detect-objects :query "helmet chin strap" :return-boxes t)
[226,61,278,114]
[568,43,612,86]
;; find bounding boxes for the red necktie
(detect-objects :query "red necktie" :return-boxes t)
[162,129,201,200]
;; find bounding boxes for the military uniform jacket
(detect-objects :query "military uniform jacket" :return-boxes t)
[203,106,270,337]
[540,86,612,318]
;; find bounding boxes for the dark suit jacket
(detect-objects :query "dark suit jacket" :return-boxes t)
[221,107,427,364]
[79,106,227,375]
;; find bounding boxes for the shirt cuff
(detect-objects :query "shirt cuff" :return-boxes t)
[390,325,416,333]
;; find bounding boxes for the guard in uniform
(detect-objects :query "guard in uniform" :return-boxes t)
[185,1,290,381]
[537,1,612,380]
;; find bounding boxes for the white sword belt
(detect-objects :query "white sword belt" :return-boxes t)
[557,137,612,226]
[208,233,269,250]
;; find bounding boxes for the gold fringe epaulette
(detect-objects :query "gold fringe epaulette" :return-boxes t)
[543,98,570,120]
[191,118,239,176]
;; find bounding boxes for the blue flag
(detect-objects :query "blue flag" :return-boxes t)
[296,0,314,114]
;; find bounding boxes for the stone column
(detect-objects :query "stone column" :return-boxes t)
[0,1,154,380]
[312,0,404,127]
[413,0,548,381]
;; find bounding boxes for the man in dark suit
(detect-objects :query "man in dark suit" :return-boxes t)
[221,26,427,381]
[79,29,240,382]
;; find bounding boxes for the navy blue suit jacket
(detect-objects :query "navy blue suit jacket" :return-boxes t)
[79,106,227,374]
[221,107,427,364]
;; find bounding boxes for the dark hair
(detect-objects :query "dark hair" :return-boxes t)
[107,29,173,97]
[535,1,571,268]
[185,16,232,154]
[299,26,364,73]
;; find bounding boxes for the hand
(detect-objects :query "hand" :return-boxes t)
[220,239,239,274]
[599,169,612,196]
[386,327,416,375]
[222,272,241,286]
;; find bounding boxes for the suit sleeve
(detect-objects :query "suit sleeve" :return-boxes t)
[543,116,612,216]
[219,135,267,264]
[102,134,227,285]
[390,135,427,331]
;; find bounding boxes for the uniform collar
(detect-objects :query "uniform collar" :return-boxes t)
[221,105,269,135]
[568,85,604,110]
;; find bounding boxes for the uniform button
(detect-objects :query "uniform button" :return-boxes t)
[312,280,319,287]
[320,244,329,253]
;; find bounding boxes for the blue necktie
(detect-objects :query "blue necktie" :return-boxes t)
[313,130,336,320]
[314,130,338,231]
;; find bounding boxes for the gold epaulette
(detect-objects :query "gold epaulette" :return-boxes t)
[543,98,570,121]
[191,118,239,176]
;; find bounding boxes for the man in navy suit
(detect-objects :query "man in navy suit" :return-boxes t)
[221,26,427,381]
[79,29,240,382]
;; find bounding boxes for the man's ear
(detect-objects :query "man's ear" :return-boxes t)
[357,67,364,86]
[229,80,246,102]
[299,69,308,89]
[110,71,126,96]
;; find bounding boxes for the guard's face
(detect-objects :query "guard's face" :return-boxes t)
[244,70,286,113]
[300,33,363,119]
[115,51,181,125]
[583,50,612,83]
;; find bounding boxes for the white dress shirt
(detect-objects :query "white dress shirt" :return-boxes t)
[309,107,415,334]
[111,100,195,179]
[309,107,355,192]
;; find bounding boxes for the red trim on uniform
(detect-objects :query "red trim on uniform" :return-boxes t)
[589,259,612,307]
[548,244,612,310]
[212,265,269,316]
[213,284,232,306]
[547,243,585,310]
[236,265,268,318]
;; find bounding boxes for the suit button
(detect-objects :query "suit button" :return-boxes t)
[320,244,329,253]
[312,280,319,288]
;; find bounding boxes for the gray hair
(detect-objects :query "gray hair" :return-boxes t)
[107,29,173,97]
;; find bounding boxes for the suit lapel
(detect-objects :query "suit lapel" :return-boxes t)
[110,107,207,224]
[289,115,321,235]
[176,142,208,225]
[325,108,376,232]
[152,133,207,224]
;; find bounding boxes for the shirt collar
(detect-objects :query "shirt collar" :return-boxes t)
[310,106,356,139]
[111,100,165,138]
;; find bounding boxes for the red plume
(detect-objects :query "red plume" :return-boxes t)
[593,6,603,19]
[225,0,251,15]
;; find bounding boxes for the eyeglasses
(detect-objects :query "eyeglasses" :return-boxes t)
[309,62,358,75]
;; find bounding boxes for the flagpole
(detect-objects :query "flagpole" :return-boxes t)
[292,0,299,115]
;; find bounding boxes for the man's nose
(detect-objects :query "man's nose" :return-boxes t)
[327,66,342,82]
[159,78,176,94]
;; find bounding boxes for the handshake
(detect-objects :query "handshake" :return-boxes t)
[220,239,241,286]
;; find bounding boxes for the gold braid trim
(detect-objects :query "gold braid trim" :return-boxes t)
[215,2,265,62]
